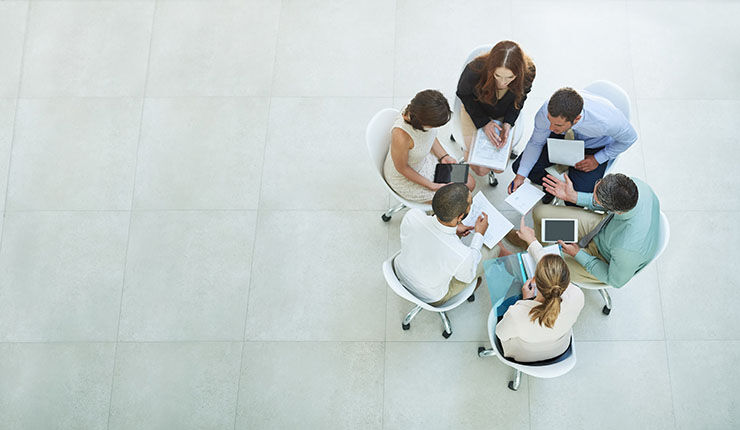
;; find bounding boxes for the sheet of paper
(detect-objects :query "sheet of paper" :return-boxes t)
[468,127,512,171]
[505,180,545,215]
[547,138,584,166]
[520,244,561,278]
[461,191,513,249]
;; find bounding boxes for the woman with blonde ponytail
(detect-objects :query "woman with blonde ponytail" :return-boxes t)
[495,217,585,362]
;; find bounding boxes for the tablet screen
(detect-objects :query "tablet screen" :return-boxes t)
[543,219,577,242]
[434,164,469,183]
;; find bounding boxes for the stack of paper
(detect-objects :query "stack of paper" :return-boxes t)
[468,127,512,171]
[521,244,561,278]
[461,191,513,249]
[504,181,545,215]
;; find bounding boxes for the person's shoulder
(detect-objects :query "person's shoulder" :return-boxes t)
[391,126,412,143]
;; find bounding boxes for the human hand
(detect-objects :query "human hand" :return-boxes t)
[516,216,537,245]
[474,211,489,235]
[507,174,526,194]
[575,155,599,172]
[542,173,577,203]
[558,240,580,257]
[500,123,511,146]
[483,121,503,148]
[521,278,536,299]
[440,155,457,164]
[456,223,474,238]
[429,181,449,191]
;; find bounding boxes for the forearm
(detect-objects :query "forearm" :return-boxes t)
[430,139,448,160]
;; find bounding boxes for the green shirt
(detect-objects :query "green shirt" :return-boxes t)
[574,178,660,288]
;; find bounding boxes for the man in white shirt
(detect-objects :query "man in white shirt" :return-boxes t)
[395,183,510,306]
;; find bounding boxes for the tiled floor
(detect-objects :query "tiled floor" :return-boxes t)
[0,1,738,429]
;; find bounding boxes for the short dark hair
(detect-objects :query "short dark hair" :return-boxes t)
[547,87,583,123]
[595,173,639,212]
[432,183,469,222]
[404,89,452,131]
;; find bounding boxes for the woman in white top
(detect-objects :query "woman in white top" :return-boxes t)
[495,217,585,362]
[383,90,475,203]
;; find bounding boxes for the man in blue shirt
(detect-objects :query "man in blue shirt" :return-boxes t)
[508,87,637,204]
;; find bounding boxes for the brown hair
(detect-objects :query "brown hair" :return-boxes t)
[403,89,451,131]
[529,254,570,328]
[547,87,584,123]
[471,40,535,109]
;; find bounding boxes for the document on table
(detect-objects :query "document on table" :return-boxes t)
[461,191,513,249]
[547,138,584,166]
[520,244,561,278]
[468,127,512,171]
[505,180,545,215]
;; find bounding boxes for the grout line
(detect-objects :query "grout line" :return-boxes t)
[232,1,285,428]
[106,2,158,428]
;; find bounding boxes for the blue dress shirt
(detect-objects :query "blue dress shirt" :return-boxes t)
[516,90,638,177]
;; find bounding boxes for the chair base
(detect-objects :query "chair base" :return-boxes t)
[508,369,522,391]
[382,203,406,222]
[401,305,454,338]
[477,346,495,357]
[467,293,475,302]
[598,289,612,315]
[488,172,498,187]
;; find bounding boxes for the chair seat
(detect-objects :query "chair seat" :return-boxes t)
[494,334,573,366]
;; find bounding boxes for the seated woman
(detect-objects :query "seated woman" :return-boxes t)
[495,217,584,363]
[383,90,475,203]
[456,40,536,178]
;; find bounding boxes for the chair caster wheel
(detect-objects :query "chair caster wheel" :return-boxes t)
[477,346,486,355]
[488,175,498,187]
[402,322,410,330]
[450,134,456,142]
[602,306,611,315]
[442,330,452,339]
[467,294,475,302]
[508,381,519,391]
[510,151,518,160]
[381,214,391,222]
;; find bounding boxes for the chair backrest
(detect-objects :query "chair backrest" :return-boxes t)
[485,307,577,378]
[366,108,400,175]
[450,45,493,146]
[382,251,475,312]
[583,80,631,121]
[654,211,670,261]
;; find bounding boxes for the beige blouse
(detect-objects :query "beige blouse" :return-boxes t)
[495,241,585,362]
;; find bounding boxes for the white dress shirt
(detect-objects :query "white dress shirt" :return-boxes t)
[495,241,585,362]
[394,208,484,303]
[516,90,638,177]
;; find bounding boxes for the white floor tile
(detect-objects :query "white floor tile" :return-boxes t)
[147,0,280,97]
[0,343,115,430]
[0,99,15,213]
[658,211,740,340]
[667,340,740,430]
[383,341,530,429]
[245,210,387,341]
[119,211,255,341]
[134,97,269,210]
[236,342,384,429]
[272,0,395,96]
[109,342,242,430]
[260,97,392,210]
[529,341,675,430]
[21,2,153,96]
[629,1,740,99]
[0,212,128,341]
[0,2,26,98]
[7,98,141,210]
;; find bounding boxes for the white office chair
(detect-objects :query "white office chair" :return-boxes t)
[383,251,477,338]
[450,44,524,187]
[366,108,433,222]
[478,303,577,391]
[583,80,632,175]
[573,211,670,315]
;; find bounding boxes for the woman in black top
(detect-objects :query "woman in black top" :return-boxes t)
[456,40,536,177]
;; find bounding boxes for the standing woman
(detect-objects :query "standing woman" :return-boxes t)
[383,90,475,203]
[456,40,536,181]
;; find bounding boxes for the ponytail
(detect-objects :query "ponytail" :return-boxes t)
[527,254,570,328]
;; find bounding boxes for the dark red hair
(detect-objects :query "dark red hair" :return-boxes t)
[471,40,535,109]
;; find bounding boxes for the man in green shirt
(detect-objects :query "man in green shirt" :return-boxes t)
[530,173,660,287]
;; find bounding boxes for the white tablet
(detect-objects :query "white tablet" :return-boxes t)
[541,218,578,243]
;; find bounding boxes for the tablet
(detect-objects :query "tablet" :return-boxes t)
[541,218,578,243]
[434,163,469,183]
